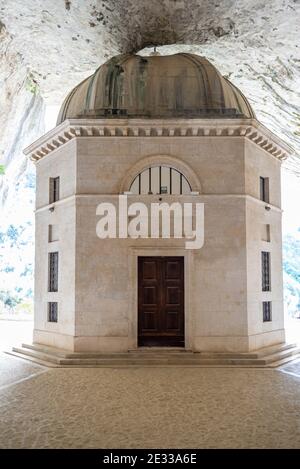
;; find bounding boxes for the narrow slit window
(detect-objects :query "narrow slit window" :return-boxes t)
[263,301,272,322]
[48,225,59,243]
[260,177,269,203]
[261,251,271,292]
[48,252,59,292]
[48,302,58,322]
[49,177,60,203]
[261,224,271,242]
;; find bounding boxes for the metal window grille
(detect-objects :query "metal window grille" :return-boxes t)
[130,166,191,195]
[262,251,271,291]
[263,301,272,322]
[48,302,58,322]
[48,252,59,292]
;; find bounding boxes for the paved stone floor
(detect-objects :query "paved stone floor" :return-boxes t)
[0,352,300,449]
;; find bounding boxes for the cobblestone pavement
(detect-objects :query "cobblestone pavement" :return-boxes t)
[0,353,46,389]
[0,352,299,449]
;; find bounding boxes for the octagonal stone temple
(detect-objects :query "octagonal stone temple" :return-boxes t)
[23,53,294,356]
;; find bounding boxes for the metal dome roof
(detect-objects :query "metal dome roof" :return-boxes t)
[57,53,255,124]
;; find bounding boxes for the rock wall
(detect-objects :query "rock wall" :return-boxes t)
[1,0,299,170]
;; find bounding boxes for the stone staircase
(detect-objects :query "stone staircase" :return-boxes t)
[6,342,300,368]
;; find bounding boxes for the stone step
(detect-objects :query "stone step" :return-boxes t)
[12,346,61,364]
[11,346,264,366]
[14,347,263,365]
[6,347,271,366]
[21,343,90,358]
[22,342,297,360]
[3,350,267,368]
[6,350,59,368]
[197,342,297,359]
[9,343,300,368]
[261,347,300,364]
[267,353,300,368]
[57,357,267,366]
[254,342,298,358]
[22,343,194,360]
[129,347,189,353]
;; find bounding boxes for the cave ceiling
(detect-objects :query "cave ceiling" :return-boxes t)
[0,0,299,172]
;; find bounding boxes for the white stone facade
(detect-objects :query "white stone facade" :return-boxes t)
[25,118,292,353]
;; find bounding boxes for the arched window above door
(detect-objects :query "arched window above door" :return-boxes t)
[129,166,192,195]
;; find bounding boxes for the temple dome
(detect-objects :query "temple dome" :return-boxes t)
[57,53,255,124]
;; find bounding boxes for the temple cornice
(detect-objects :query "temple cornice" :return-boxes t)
[24,118,294,163]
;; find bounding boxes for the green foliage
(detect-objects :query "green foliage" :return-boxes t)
[0,164,5,175]
[26,74,38,95]
[283,234,300,278]
[283,233,300,312]
[15,302,33,315]
[0,290,22,310]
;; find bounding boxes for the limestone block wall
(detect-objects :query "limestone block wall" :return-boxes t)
[191,196,248,351]
[244,143,284,350]
[35,139,77,209]
[245,199,284,349]
[76,136,246,195]
[32,130,286,352]
[71,136,249,351]
[34,144,77,350]
[244,139,281,207]
[73,194,248,352]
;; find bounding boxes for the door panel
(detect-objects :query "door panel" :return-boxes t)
[143,286,157,305]
[142,260,157,280]
[138,257,184,347]
[165,260,181,279]
[143,311,158,331]
[166,311,180,331]
[166,286,180,304]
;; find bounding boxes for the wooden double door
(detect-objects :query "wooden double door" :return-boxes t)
[138,257,184,347]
